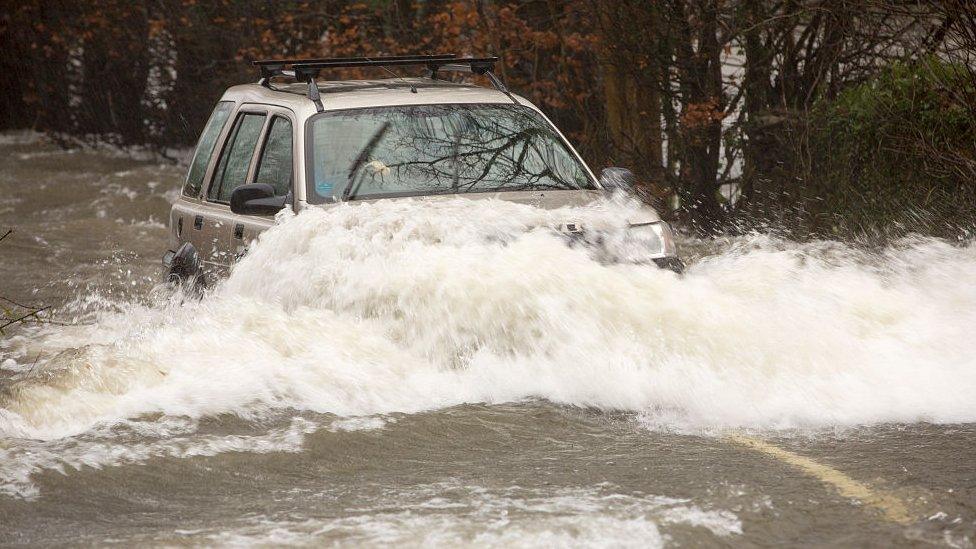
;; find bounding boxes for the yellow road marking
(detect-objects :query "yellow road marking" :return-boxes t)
[727,434,913,525]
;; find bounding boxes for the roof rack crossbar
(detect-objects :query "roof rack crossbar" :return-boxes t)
[257,54,461,81]
[254,54,457,67]
[256,55,460,86]
[290,56,498,71]
[252,54,509,108]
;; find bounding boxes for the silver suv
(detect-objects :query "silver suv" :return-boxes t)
[164,55,681,286]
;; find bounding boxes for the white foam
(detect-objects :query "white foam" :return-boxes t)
[0,416,316,499]
[330,416,391,432]
[200,482,736,547]
[2,197,976,443]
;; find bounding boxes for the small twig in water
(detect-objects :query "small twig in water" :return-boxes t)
[0,228,65,333]
[26,353,42,377]
[0,306,52,333]
[0,295,46,311]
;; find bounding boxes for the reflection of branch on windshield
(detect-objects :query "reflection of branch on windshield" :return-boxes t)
[386,126,575,191]
[464,129,539,190]
[328,105,590,199]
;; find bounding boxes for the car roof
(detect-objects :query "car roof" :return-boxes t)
[221,77,531,120]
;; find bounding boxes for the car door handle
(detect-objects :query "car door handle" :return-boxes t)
[233,223,244,240]
[193,215,203,230]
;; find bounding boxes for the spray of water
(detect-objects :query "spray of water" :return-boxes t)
[2,196,976,444]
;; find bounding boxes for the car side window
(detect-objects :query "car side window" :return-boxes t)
[208,112,266,203]
[183,101,233,197]
[254,116,293,197]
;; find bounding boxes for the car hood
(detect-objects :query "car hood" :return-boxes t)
[327,189,662,226]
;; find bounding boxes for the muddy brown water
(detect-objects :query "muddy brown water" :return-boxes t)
[0,132,974,547]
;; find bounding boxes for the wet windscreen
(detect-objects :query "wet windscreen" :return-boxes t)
[307,104,595,202]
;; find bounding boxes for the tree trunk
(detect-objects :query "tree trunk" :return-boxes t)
[672,0,725,235]
[593,0,664,185]
[739,0,773,209]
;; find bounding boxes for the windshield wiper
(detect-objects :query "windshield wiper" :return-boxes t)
[342,122,391,201]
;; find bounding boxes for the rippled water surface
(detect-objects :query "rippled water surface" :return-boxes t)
[1,132,974,547]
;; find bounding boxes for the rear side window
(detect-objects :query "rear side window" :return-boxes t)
[183,101,233,197]
[254,116,293,197]
[208,113,266,203]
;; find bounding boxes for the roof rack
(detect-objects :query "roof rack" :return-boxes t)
[252,54,512,112]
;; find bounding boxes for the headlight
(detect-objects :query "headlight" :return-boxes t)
[602,221,677,263]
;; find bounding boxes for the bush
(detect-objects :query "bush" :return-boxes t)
[804,58,976,237]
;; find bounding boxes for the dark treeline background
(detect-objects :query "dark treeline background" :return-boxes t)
[2,0,975,237]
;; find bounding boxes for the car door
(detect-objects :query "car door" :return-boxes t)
[186,107,266,271]
[200,105,297,269]
[229,109,297,259]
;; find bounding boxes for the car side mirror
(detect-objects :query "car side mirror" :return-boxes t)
[600,167,636,194]
[230,183,286,215]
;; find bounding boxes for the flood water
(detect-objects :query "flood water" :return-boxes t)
[1,132,974,547]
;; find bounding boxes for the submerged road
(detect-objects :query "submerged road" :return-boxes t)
[0,405,973,546]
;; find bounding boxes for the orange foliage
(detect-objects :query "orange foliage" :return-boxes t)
[680,98,725,130]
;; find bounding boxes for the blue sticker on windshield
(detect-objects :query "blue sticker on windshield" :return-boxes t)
[315,180,334,196]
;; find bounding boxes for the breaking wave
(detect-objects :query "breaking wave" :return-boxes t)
[3,196,976,445]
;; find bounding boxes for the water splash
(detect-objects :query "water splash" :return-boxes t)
[3,197,976,446]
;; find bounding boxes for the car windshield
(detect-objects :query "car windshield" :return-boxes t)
[306,104,595,203]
